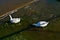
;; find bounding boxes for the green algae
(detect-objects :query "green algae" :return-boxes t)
[0,0,60,40]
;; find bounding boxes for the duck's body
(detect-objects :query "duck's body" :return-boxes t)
[32,21,49,27]
[9,15,21,23]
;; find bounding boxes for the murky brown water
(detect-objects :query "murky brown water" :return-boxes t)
[0,0,60,39]
[0,0,32,16]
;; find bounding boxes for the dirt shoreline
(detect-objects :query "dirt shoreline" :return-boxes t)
[0,0,36,20]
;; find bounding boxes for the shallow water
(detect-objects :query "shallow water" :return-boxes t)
[0,0,60,22]
[0,0,32,15]
[47,0,60,9]
[0,0,60,39]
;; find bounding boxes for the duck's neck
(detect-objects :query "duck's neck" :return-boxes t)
[9,15,12,20]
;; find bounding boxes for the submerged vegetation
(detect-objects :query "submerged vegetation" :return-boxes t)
[0,0,60,40]
[1,17,60,40]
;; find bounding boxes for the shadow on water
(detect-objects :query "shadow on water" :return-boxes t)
[56,0,60,2]
[45,14,60,22]
[0,11,60,39]
[28,27,60,34]
[0,0,60,39]
[0,12,60,39]
[0,25,33,39]
[1,24,60,39]
[0,21,4,25]
[0,20,12,25]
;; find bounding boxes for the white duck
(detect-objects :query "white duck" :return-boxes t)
[9,15,21,23]
[32,21,49,27]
